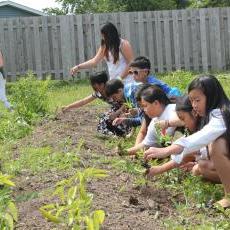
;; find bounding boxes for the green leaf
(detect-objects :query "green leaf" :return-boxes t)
[4,213,14,230]
[93,210,105,229]
[7,202,18,222]
[0,174,15,187]
[39,208,61,223]
[85,216,94,230]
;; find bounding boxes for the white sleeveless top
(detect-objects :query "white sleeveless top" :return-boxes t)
[104,39,134,84]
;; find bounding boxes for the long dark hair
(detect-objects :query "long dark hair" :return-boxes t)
[101,22,120,64]
[188,75,230,149]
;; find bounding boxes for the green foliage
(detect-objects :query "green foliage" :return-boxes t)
[189,0,230,8]
[4,146,80,175]
[0,113,31,140]
[155,123,172,147]
[40,168,107,229]
[11,72,49,124]
[0,174,18,230]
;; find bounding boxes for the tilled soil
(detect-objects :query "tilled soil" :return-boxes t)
[13,106,176,230]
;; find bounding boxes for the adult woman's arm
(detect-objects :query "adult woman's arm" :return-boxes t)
[70,46,105,75]
[119,40,134,80]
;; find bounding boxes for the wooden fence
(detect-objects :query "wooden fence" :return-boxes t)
[1,7,230,81]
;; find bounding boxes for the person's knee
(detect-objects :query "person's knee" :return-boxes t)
[209,138,228,159]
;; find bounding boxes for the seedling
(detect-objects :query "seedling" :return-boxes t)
[124,98,133,110]
[40,168,108,229]
[155,123,172,147]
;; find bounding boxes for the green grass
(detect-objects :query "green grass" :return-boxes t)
[46,79,105,113]
[3,146,80,175]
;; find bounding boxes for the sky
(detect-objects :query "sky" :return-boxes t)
[8,0,61,12]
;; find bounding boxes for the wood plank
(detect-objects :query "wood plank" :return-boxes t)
[172,10,181,70]
[213,8,222,70]
[181,10,190,70]
[32,17,42,78]
[199,8,208,72]
[190,9,199,71]
[49,16,59,79]
[155,11,163,72]
[163,10,172,71]
[138,11,146,56]
[41,16,51,77]
[93,13,101,72]
[76,14,85,78]
[146,11,155,72]
[60,15,72,79]
[8,18,16,80]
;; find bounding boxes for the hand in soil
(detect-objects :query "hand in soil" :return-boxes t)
[146,166,163,177]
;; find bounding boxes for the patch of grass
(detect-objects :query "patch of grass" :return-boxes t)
[3,146,80,175]
[47,79,105,113]
[15,191,40,203]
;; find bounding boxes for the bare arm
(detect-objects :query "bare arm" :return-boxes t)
[127,142,145,155]
[144,144,184,161]
[119,40,134,79]
[70,46,105,75]
[62,95,95,112]
[135,119,147,146]
[148,160,178,177]
[0,51,4,68]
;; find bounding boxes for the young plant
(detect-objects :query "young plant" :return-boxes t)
[40,168,107,229]
[124,98,133,110]
[155,123,172,147]
[0,173,18,230]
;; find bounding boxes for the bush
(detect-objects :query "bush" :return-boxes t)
[11,73,49,124]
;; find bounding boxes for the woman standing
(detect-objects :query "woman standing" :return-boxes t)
[70,22,134,83]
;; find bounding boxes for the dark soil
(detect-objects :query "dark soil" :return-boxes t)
[14,106,177,230]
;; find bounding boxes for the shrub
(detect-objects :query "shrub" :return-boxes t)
[11,72,49,124]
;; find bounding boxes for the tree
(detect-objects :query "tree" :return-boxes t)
[189,0,230,8]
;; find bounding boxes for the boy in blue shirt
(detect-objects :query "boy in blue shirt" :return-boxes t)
[105,79,143,127]
[129,56,181,98]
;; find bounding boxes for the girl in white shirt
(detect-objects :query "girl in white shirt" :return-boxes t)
[144,75,230,208]
[127,85,178,155]
[147,95,220,183]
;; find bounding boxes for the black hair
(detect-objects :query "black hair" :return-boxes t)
[175,95,193,112]
[101,22,120,64]
[129,56,151,70]
[188,75,230,150]
[135,83,152,102]
[140,84,171,105]
[89,71,108,85]
[105,79,124,97]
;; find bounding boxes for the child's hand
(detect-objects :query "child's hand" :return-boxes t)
[144,147,168,160]
[180,162,196,172]
[155,120,169,129]
[146,166,163,177]
[112,117,126,126]
[61,106,69,113]
[129,108,138,116]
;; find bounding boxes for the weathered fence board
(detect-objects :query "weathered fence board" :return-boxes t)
[0,7,230,80]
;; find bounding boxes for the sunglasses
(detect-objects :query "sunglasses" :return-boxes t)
[128,69,149,75]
